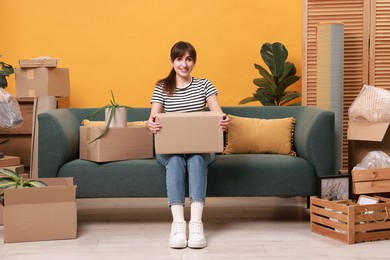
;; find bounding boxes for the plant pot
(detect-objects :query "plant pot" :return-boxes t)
[105,107,127,128]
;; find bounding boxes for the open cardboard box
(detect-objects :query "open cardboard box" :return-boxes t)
[19,59,58,68]
[154,112,224,154]
[347,121,390,172]
[80,123,154,162]
[2,177,77,243]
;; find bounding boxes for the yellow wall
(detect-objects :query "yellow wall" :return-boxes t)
[1,0,302,108]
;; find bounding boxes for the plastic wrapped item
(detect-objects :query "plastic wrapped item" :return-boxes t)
[0,88,23,128]
[348,85,390,122]
[353,150,390,170]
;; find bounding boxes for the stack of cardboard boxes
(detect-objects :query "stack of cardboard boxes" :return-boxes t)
[0,58,77,243]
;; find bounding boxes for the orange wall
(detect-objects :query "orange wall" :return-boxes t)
[1,0,302,108]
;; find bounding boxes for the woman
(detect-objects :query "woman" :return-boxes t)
[147,41,229,249]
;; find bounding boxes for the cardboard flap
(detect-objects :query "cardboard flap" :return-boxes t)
[4,185,76,206]
[347,121,390,141]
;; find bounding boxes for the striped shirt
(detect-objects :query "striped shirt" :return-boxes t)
[151,77,218,113]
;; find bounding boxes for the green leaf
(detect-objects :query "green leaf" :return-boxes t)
[239,96,257,105]
[254,90,276,106]
[84,105,111,120]
[0,177,16,189]
[280,91,301,105]
[0,76,8,87]
[260,42,288,77]
[25,180,48,187]
[253,78,274,91]
[278,75,301,92]
[278,62,294,84]
[0,168,21,181]
[0,63,14,76]
[254,64,274,85]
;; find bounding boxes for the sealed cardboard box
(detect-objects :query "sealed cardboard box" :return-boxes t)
[3,177,77,243]
[154,112,223,154]
[80,122,153,162]
[15,67,70,97]
[348,121,390,172]
[19,59,57,68]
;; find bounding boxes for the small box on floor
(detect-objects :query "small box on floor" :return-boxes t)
[3,177,77,243]
[154,112,224,154]
[15,67,70,97]
[79,122,154,162]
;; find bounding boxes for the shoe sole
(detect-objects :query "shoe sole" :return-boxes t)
[169,241,187,249]
[188,241,207,249]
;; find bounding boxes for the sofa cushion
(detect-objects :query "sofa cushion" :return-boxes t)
[224,115,296,156]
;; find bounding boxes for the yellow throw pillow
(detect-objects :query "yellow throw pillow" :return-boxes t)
[224,115,296,156]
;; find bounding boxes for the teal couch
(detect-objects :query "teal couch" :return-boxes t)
[38,106,335,199]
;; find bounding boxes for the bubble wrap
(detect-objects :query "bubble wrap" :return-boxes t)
[353,150,390,170]
[348,85,390,122]
[0,88,23,128]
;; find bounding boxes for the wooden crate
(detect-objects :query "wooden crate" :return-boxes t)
[352,168,390,194]
[310,196,390,244]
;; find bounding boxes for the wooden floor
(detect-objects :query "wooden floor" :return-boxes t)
[1,197,390,259]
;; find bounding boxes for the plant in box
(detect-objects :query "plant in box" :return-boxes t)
[0,55,14,88]
[0,168,47,205]
[83,90,133,143]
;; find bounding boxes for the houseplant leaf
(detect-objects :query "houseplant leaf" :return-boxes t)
[0,177,16,189]
[278,75,301,92]
[239,96,257,105]
[0,167,20,181]
[280,91,301,106]
[260,42,288,78]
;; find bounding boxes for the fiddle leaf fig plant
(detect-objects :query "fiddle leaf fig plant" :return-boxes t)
[0,55,14,88]
[84,90,133,143]
[239,42,301,106]
[0,168,48,206]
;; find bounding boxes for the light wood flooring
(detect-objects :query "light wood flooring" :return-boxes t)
[1,196,389,260]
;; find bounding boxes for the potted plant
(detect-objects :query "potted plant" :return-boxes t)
[239,42,301,106]
[0,168,47,206]
[84,90,133,143]
[0,56,14,88]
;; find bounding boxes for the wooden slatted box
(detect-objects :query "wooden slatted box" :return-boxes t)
[352,168,390,195]
[310,196,390,244]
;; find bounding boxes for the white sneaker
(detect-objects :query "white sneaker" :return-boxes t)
[188,221,207,248]
[169,221,187,248]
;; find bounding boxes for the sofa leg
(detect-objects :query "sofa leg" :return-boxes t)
[306,196,310,209]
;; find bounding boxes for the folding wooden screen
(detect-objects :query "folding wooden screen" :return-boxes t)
[303,0,390,170]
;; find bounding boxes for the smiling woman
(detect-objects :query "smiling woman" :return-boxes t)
[0,0,302,108]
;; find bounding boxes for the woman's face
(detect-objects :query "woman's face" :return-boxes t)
[171,51,195,79]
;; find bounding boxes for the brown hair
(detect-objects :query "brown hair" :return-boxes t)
[157,41,197,95]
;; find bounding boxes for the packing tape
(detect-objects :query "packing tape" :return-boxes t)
[26,69,35,80]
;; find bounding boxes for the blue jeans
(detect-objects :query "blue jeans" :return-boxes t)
[156,153,215,206]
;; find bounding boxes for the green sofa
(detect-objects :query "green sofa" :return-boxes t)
[38,106,335,199]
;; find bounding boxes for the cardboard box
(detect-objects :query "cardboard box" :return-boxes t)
[154,112,223,154]
[79,122,153,162]
[0,156,21,167]
[348,121,390,172]
[3,177,77,243]
[311,196,390,244]
[1,165,24,175]
[19,59,58,68]
[15,67,70,97]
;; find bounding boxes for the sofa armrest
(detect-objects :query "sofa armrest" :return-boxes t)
[38,109,80,178]
[294,107,335,177]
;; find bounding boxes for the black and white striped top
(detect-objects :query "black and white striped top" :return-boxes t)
[151,77,218,113]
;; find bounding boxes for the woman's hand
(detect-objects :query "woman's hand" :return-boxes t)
[220,114,230,131]
[147,115,162,133]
